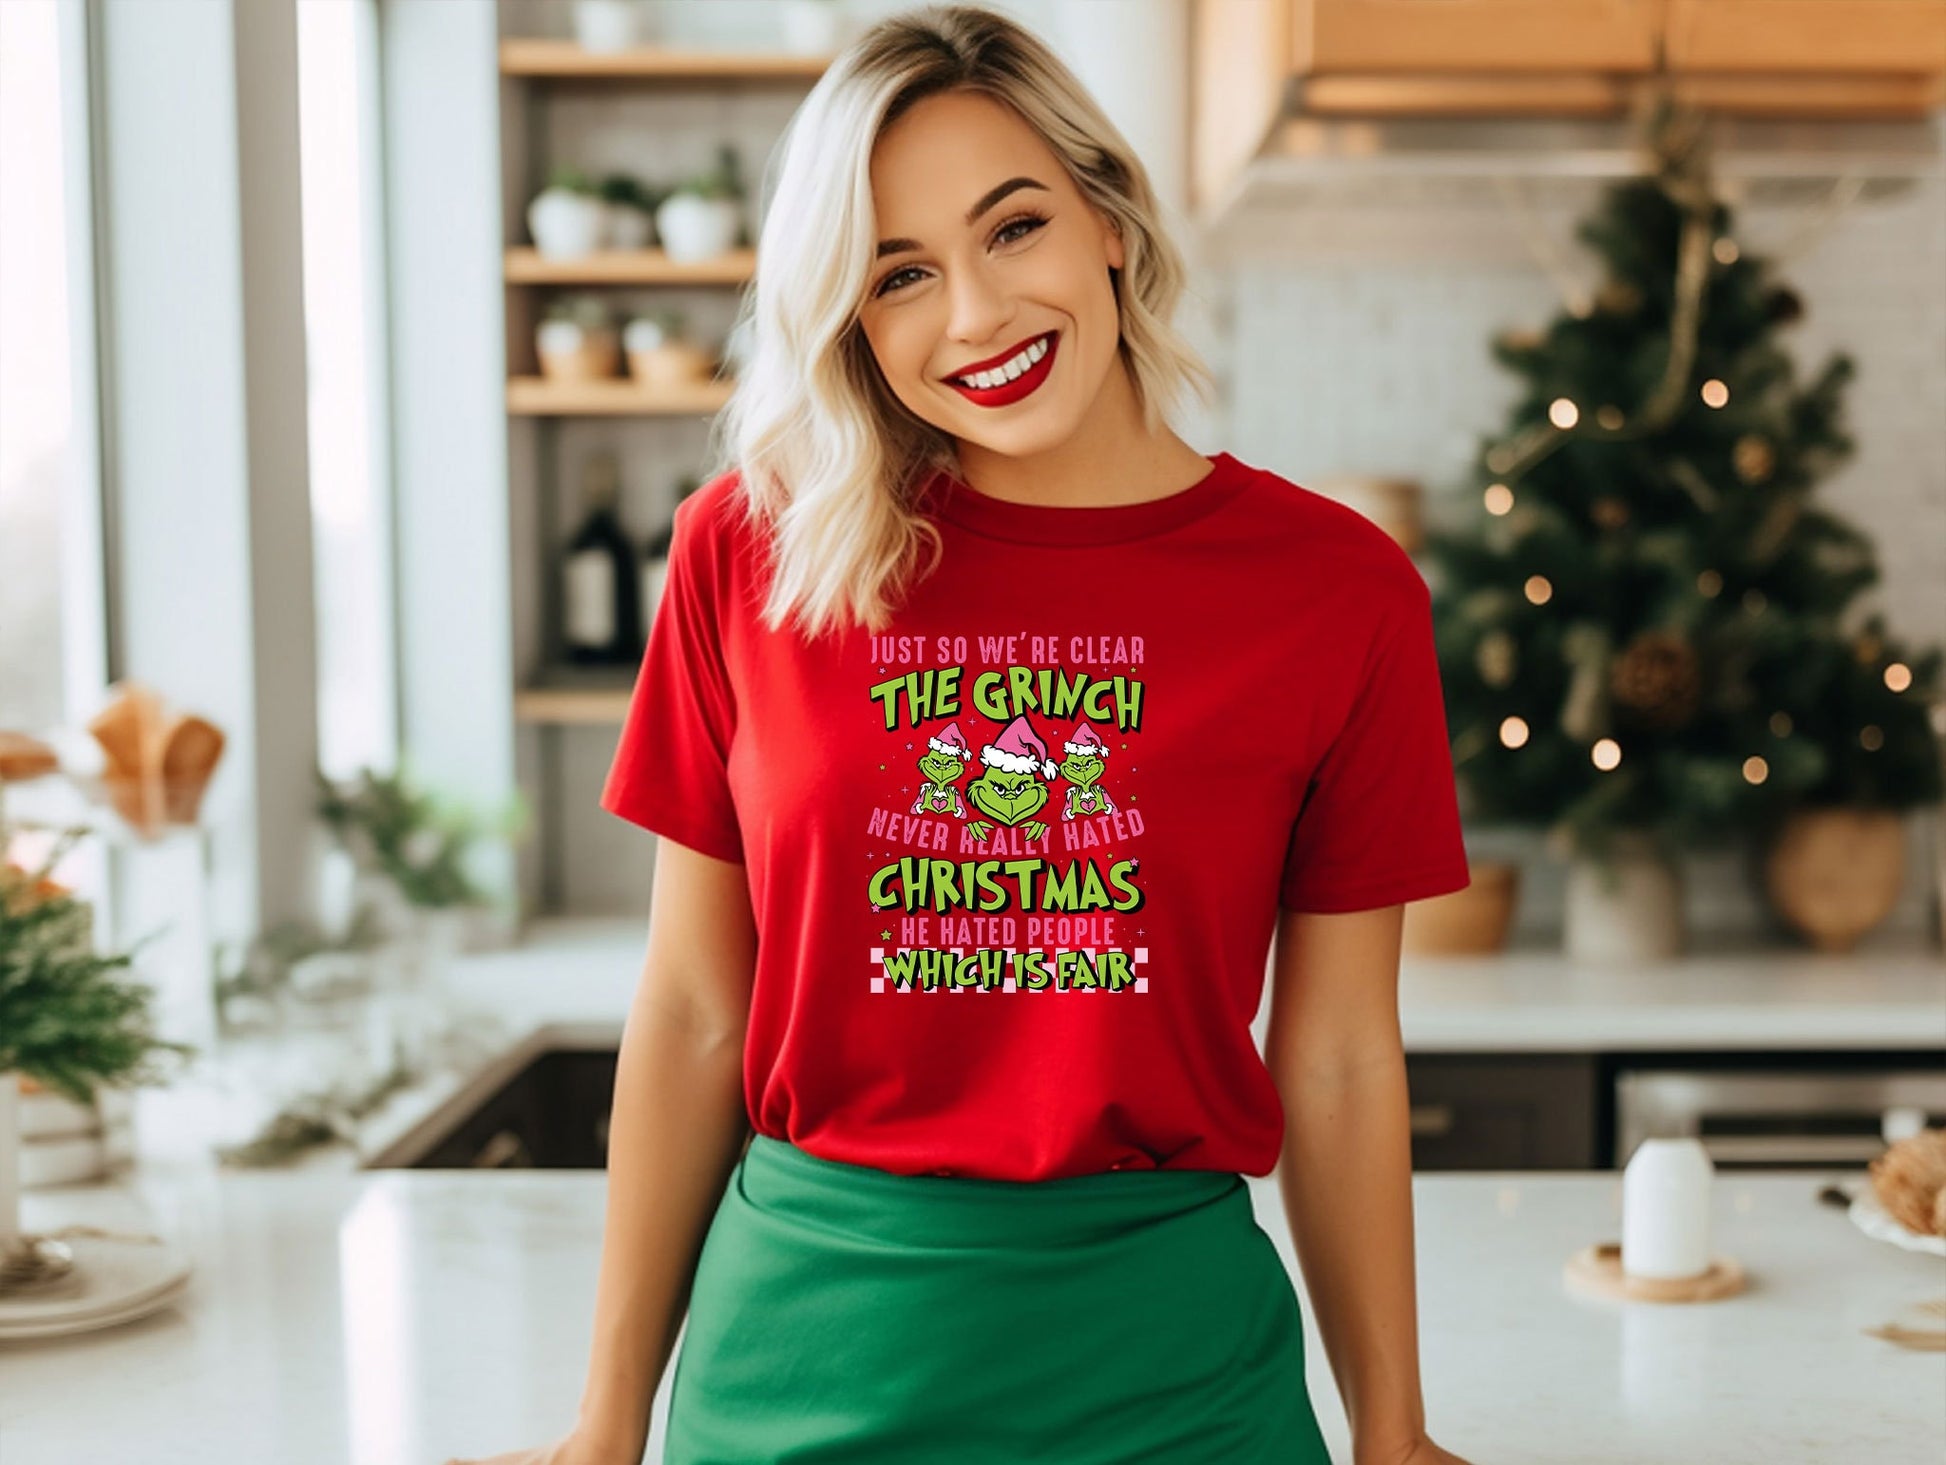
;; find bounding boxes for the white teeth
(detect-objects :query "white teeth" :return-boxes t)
[957,335,1048,388]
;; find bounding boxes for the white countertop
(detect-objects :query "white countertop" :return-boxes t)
[3,1156,1942,1464]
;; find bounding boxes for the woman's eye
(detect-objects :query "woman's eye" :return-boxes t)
[994,212,1047,246]
[871,213,1047,299]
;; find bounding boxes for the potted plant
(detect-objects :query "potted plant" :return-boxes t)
[623,308,713,389]
[655,145,745,264]
[313,764,523,962]
[1755,621,1944,951]
[778,0,845,56]
[599,173,659,251]
[527,167,608,260]
[572,0,648,55]
[537,294,619,382]
[1,823,194,1288]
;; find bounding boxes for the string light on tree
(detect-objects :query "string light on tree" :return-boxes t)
[1697,569,1723,597]
[1884,662,1913,693]
[1700,378,1730,408]
[1524,575,1553,605]
[1591,738,1623,771]
[1484,482,1515,515]
[1770,711,1793,737]
[1548,398,1579,429]
[1500,716,1530,749]
[1713,237,1740,265]
[1742,756,1769,784]
[1860,725,1884,751]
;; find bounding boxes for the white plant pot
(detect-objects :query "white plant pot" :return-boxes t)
[778,0,842,55]
[528,187,608,260]
[572,0,643,54]
[655,193,741,264]
[606,202,654,251]
[1564,833,1685,963]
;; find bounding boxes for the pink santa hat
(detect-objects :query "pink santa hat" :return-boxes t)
[980,714,1059,780]
[927,720,973,760]
[1063,721,1112,759]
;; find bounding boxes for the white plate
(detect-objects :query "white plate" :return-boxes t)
[1850,1188,1946,1257]
[0,1273,190,1341]
[0,1234,195,1330]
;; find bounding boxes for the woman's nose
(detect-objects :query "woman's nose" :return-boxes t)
[944,264,1013,348]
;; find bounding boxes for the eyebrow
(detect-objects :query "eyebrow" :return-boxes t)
[874,176,1050,260]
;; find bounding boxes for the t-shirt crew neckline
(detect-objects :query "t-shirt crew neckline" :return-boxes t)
[923,451,1249,547]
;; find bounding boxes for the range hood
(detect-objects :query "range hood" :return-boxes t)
[1217,107,1944,216]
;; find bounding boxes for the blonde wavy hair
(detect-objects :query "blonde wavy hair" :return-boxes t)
[706,2,1216,640]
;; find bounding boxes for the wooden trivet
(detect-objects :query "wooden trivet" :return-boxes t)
[1564,1241,1746,1303]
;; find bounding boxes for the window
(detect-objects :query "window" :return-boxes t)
[297,0,399,781]
[0,0,110,900]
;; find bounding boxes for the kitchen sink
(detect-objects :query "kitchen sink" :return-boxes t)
[364,1038,618,1169]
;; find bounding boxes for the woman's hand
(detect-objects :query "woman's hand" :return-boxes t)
[442,1427,639,1465]
[1356,1433,1477,1465]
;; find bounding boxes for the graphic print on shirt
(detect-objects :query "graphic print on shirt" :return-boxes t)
[867,633,1149,996]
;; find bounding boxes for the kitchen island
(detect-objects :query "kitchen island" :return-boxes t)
[5,918,1942,1462]
[2,1151,1941,1463]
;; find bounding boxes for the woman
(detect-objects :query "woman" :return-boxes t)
[455,6,1475,1464]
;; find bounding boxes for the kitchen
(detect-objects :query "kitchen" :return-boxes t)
[2,1,1945,1462]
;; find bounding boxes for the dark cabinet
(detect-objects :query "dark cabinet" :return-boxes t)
[1404,1054,1601,1170]
[386,1044,1928,1175]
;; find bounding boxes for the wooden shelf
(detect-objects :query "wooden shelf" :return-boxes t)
[506,375,734,416]
[515,685,633,725]
[499,39,833,80]
[505,246,756,286]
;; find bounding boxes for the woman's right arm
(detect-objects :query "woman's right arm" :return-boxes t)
[571,835,758,1461]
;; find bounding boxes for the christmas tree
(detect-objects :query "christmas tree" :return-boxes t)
[1424,93,1944,867]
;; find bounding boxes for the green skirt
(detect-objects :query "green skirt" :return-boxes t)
[664,1134,1333,1464]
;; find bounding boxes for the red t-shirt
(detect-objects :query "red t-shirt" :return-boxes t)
[600,450,1470,1181]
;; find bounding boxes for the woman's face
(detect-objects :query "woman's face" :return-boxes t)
[853,88,1126,458]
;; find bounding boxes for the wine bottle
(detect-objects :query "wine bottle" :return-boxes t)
[562,454,642,666]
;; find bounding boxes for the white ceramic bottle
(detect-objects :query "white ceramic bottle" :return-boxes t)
[1621,1136,1714,1280]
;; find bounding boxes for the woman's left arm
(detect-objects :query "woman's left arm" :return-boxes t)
[1265,902,1474,1465]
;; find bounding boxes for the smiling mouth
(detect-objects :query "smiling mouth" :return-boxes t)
[941,330,1057,386]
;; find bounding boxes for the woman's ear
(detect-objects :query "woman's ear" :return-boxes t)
[1104,215,1125,272]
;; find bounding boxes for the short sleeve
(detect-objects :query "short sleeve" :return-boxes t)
[1279,574,1470,913]
[599,493,744,862]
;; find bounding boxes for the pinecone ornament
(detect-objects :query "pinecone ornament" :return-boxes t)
[1609,631,1701,730]
[1596,279,1642,315]
[1734,434,1775,484]
[1476,630,1518,688]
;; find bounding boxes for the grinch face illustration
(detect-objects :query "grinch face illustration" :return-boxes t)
[919,746,965,786]
[1059,720,1118,821]
[910,720,971,818]
[1059,750,1102,787]
[964,713,1057,841]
